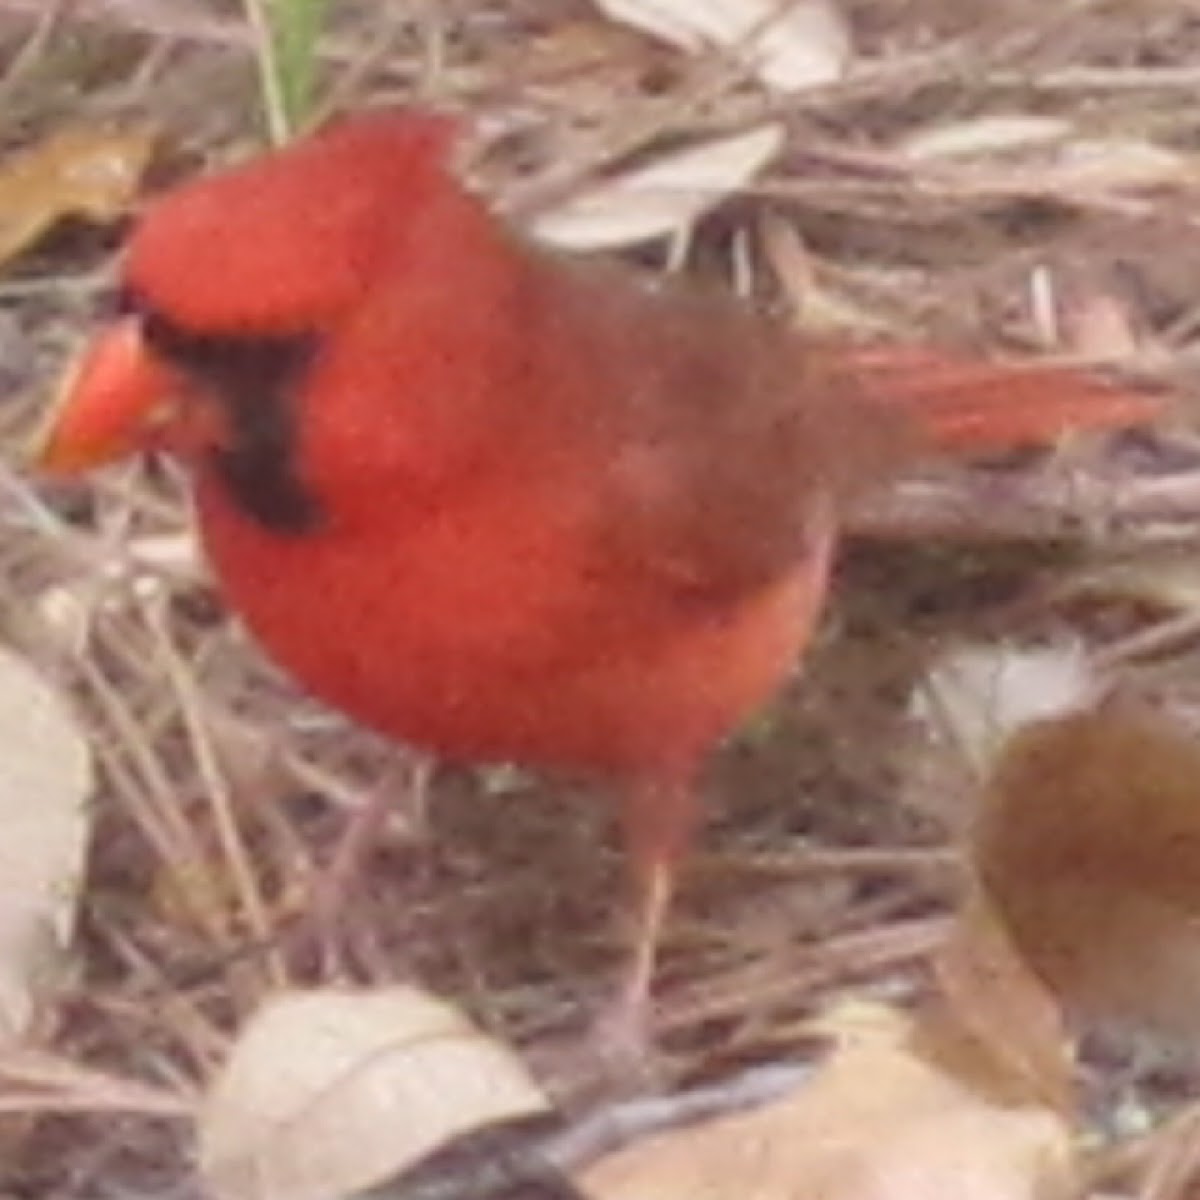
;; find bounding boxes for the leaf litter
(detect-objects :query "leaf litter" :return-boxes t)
[5,0,1200,1197]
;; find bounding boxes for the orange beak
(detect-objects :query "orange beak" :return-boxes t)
[35,319,178,474]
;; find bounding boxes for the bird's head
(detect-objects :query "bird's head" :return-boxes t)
[35,109,461,480]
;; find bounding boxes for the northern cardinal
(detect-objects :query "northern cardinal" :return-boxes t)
[37,110,1157,1025]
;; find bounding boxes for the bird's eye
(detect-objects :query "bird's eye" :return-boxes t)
[102,286,143,320]
[139,307,202,362]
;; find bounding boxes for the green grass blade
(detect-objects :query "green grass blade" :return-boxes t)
[246,0,332,143]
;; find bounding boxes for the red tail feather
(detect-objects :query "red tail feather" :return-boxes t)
[848,345,1158,454]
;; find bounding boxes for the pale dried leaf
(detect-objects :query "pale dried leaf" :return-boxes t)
[529,124,784,250]
[900,120,1188,195]
[900,116,1071,162]
[0,647,92,1041]
[1058,549,1200,616]
[199,987,549,1200]
[127,532,205,580]
[590,0,851,91]
[581,1000,1075,1200]
[1039,139,1191,194]
[910,643,1098,774]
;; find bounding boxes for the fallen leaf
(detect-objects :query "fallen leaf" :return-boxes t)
[0,124,156,270]
[127,531,204,580]
[972,702,1200,1040]
[199,987,550,1200]
[528,123,783,250]
[581,1000,1075,1199]
[932,893,1073,1115]
[0,646,92,1041]
[910,642,1099,775]
[900,116,1071,162]
[1038,139,1192,195]
[899,119,1190,203]
[1055,548,1200,618]
[590,0,852,91]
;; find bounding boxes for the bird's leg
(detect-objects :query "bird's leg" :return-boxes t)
[619,857,675,1022]
[595,776,699,1066]
[293,758,429,971]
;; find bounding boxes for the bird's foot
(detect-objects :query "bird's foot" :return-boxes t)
[585,979,665,1093]
[286,861,357,978]
[284,776,415,977]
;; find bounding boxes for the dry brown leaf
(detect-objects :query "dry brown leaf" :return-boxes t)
[0,647,92,1041]
[198,987,550,1200]
[972,703,1200,1040]
[528,124,783,250]
[590,0,852,91]
[0,125,156,270]
[932,895,1073,1115]
[581,1000,1075,1200]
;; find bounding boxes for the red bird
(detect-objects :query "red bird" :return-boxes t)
[38,110,1156,1023]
